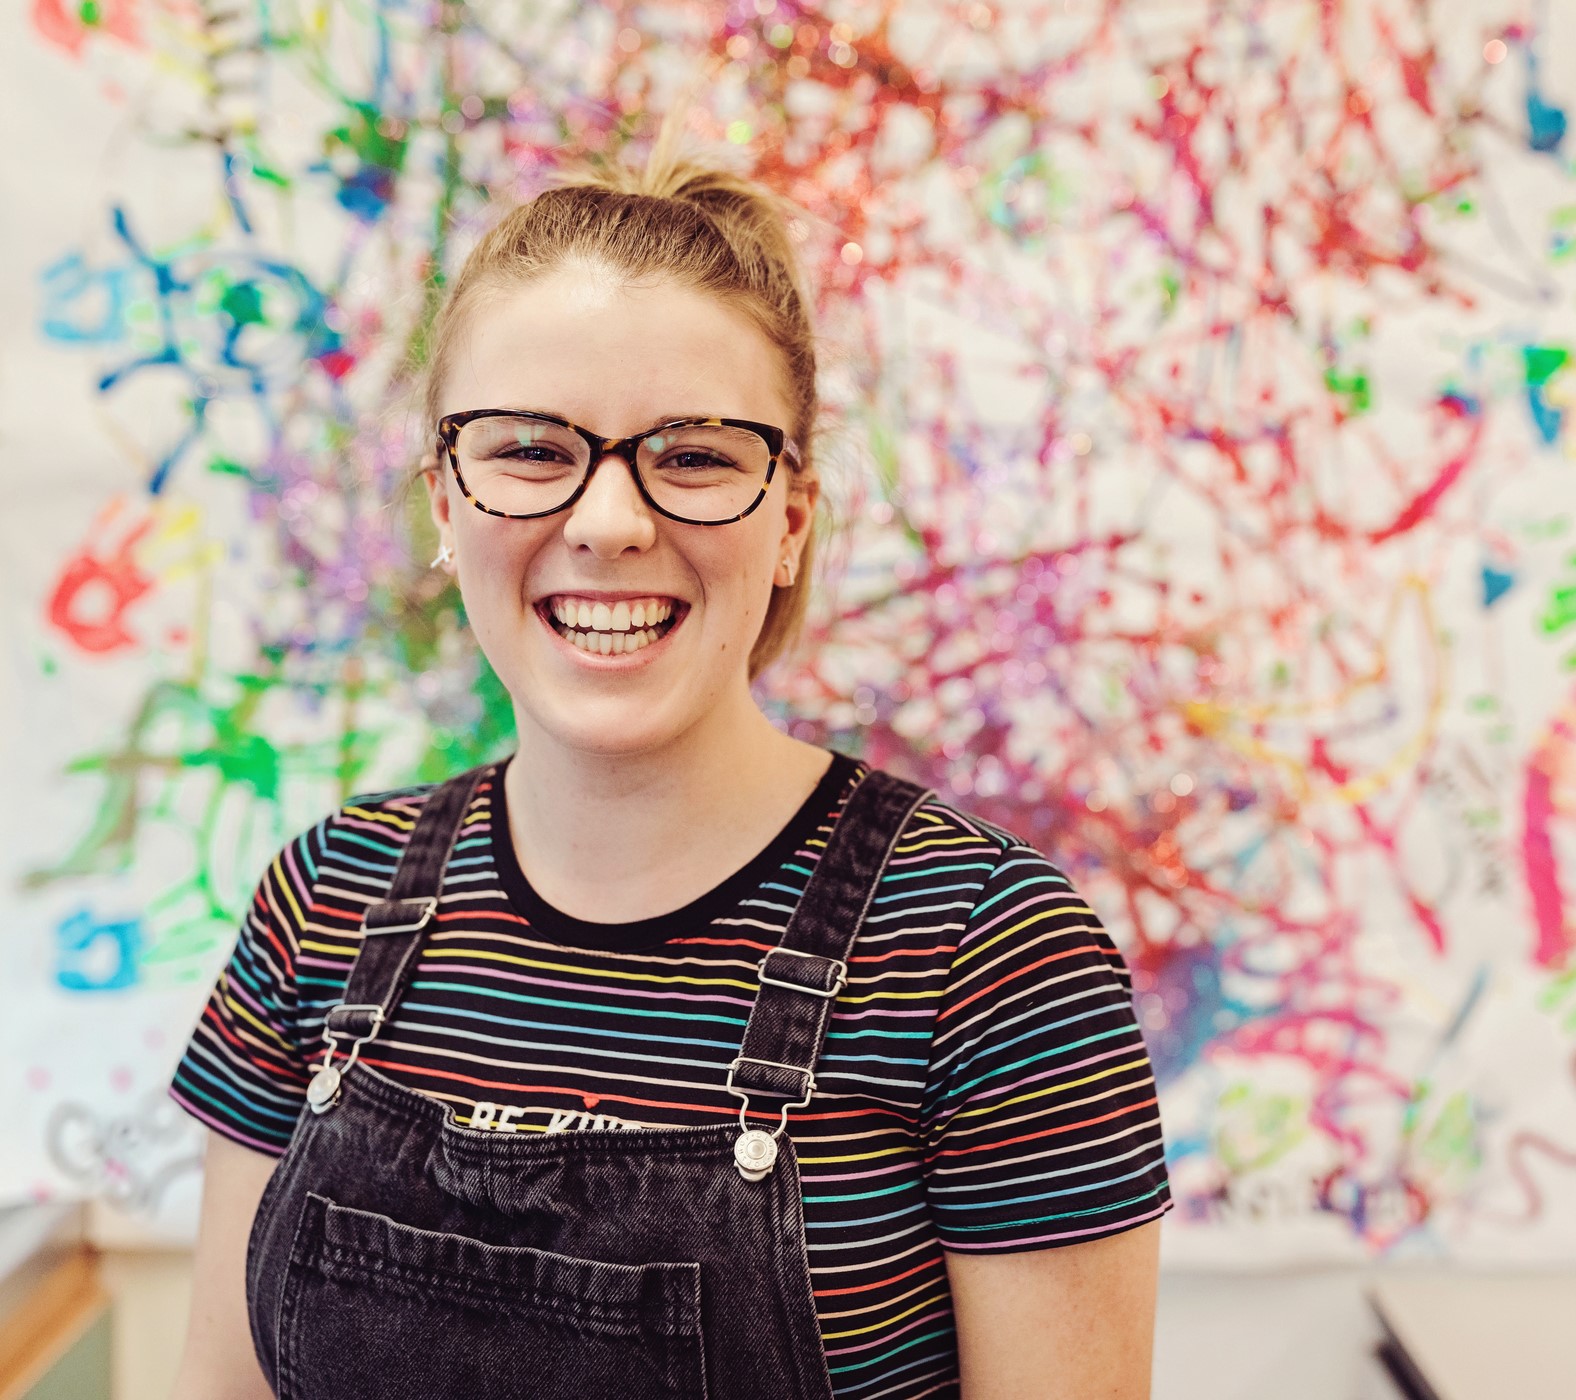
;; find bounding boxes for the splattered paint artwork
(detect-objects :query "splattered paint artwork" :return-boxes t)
[3,0,1575,1260]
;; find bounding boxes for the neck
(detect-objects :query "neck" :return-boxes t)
[502,689,831,924]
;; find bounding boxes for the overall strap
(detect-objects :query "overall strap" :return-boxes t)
[727,767,931,1119]
[308,765,485,1113]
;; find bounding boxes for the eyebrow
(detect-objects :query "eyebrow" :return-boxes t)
[508,406,709,433]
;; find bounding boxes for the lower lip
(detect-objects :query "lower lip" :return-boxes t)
[534,603,687,669]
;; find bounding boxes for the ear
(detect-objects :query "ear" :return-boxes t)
[423,450,453,539]
[779,471,819,561]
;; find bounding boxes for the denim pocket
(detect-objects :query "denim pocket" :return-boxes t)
[274,1193,707,1400]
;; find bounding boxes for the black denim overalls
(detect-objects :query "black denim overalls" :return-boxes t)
[245,764,931,1400]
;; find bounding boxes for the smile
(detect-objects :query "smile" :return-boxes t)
[539,594,685,656]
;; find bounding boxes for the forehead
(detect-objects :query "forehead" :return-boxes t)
[442,264,793,430]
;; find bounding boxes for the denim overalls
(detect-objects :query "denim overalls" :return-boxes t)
[245,764,931,1400]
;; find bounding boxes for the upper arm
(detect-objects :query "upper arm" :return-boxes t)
[946,1220,1162,1400]
[170,1129,280,1400]
[167,827,321,1395]
[920,843,1172,1395]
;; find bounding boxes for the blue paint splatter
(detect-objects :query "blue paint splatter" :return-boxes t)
[1527,43,1568,154]
[54,907,144,992]
[1482,564,1516,607]
[1527,384,1565,445]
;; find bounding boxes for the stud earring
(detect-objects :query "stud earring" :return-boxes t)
[780,556,796,587]
[431,542,453,569]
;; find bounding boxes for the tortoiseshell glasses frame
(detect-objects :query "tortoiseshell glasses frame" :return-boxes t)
[435,408,805,526]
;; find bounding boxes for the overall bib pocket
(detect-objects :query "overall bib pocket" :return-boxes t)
[274,1193,707,1400]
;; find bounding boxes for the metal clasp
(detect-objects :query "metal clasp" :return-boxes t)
[757,947,848,999]
[724,1056,816,1179]
[306,1003,386,1115]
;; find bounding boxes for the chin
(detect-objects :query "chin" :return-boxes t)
[514,691,699,760]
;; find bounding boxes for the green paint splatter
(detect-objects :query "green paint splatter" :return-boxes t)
[330,102,411,177]
[1215,1082,1307,1173]
[1325,367,1372,414]
[1523,344,1570,387]
[1159,268,1180,318]
[220,280,267,329]
[1539,556,1576,639]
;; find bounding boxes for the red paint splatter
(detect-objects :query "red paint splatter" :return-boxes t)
[45,506,155,654]
[31,0,142,57]
[1523,702,1576,968]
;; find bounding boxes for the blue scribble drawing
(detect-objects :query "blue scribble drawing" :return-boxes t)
[54,907,145,992]
[36,206,339,494]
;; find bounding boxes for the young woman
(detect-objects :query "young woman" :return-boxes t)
[169,126,1172,1400]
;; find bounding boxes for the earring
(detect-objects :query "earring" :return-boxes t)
[431,542,453,569]
[780,555,797,586]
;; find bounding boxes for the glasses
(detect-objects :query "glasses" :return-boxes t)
[436,409,803,526]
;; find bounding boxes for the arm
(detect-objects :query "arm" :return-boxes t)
[947,1220,1162,1400]
[170,1130,280,1400]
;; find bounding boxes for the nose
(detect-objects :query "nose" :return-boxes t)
[560,451,658,558]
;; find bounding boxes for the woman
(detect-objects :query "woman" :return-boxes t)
[169,121,1172,1400]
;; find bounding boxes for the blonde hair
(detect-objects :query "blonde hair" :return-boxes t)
[419,112,822,680]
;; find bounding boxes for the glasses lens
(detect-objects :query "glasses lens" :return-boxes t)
[454,415,590,515]
[636,423,771,522]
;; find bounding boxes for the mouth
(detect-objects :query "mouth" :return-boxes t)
[536,594,688,657]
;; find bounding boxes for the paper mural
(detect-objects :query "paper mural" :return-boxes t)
[3,0,1576,1262]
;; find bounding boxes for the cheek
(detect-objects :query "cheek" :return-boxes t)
[452,517,539,613]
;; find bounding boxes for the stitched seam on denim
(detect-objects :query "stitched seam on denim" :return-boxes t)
[274,1195,324,1400]
[315,1244,689,1331]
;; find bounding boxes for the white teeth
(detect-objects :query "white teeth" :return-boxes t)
[544,597,681,656]
[553,622,668,656]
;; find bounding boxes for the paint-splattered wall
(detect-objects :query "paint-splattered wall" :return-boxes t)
[3,0,1575,1261]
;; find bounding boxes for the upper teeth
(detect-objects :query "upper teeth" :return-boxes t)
[549,597,676,632]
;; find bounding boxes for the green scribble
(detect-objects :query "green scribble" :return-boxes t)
[1159,267,1180,318]
[1411,1087,1482,1182]
[1538,555,1576,639]
[1523,344,1571,387]
[329,102,411,179]
[1325,367,1373,414]
[219,280,267,329]
[1538,962,1576,1034]
[1214,1082,1307,1173]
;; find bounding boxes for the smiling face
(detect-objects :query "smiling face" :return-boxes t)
[426,262,817,761]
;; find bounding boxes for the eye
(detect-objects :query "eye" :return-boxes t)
[663,449,739,471]
[497,441,571,463]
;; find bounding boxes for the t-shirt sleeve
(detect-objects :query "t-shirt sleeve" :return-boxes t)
[168,823,322,1155]
[920,844,1173,1252]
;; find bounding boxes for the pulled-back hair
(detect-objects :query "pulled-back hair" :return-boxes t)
[421,112,822,680]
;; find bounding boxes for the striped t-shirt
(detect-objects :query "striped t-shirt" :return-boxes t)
[170,751,1172,1399]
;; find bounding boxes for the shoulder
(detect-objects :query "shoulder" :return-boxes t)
[846,772,1081,946]
[869,770,1061,888]
[294,770,492,904]
[863,773,1113,962]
